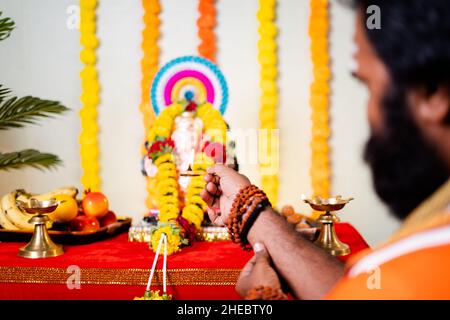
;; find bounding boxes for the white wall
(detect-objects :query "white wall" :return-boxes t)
[0,0,399,245]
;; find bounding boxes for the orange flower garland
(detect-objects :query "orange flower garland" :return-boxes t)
[309,0,332,203]
[79,0,101,191]
[140,0,162,209]
[197,0,217,63]
[257,0,279,206]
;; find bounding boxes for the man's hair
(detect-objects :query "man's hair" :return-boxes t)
[351,0,450,219]
[353,0,450,95]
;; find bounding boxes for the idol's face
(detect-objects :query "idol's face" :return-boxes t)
[351,11,449,220]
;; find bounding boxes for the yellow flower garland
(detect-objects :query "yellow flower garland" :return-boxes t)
[257,0,279,206]
[182,153,214,228]
[309,0,332,204]
[151,225,182,256]
[180,103,225,229]
[155,153,179,222]
[79,0,101,191]
[139,0,162,210]
[148,102,226,254]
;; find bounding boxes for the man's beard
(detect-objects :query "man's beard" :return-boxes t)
[364,85,449,220]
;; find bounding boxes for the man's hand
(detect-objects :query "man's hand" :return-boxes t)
[200,164,251,226]
[236,243,282,298]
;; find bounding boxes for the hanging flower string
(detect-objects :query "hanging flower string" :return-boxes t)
[197,0,217,63]
[309,0,332,209]
[148,102,227,255]
[257,0,279,206]
[79,0,101,191]
[140,0,162,209]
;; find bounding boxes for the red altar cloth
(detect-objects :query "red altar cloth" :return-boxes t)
[0,223,368,300]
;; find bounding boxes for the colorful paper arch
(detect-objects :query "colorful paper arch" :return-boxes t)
[151,56,228,115]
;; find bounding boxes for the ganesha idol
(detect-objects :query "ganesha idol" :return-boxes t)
[141,56,237,229]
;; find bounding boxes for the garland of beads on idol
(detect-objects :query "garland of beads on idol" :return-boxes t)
[197,0,217,63]
[79,0,101,190]
[309,0,332,213]
[257,0,279,206]
[139,0,162,210]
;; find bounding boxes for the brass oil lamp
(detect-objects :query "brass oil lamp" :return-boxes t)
[16,198,64,258]
[302,195,353,257]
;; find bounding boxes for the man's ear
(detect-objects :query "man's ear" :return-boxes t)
[410,86,450,125]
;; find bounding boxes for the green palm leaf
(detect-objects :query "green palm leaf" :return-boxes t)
[0,11,15,41]
[0,149,61,171]
[0,12,67,172]
[0,86,69,130]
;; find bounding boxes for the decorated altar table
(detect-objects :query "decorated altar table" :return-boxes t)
[0,223,369,300]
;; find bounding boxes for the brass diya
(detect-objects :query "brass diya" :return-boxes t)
[16,198,64,258]
[179,164,201,177]
[302,195,353,257]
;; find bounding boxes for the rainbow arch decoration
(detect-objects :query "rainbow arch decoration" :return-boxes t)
[151,56,229,115]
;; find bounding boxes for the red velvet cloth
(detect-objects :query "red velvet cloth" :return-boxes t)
[0,223,369,300]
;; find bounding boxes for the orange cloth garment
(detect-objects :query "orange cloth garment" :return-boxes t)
[327,179,450,300]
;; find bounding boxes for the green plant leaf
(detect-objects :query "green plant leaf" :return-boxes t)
[0,11,15,41]
[0,149,62,171]
[0,90,69,130]
[0,85,11,104]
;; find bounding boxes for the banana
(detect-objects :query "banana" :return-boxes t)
[15,189,33,203]
[1,191,35,230]
[0,199,19,230]
[0,187,78,230]
[24,186,78,201]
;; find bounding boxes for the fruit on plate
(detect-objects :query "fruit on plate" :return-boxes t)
[15,186,78,203]
[0,190,49,230]
[48,194,79,223]
[82,191,109,218]
[99,211,117,227]
[0,196,20,230]
[0,187,78,230]
[69,215,100,232]
[0,187,119,235]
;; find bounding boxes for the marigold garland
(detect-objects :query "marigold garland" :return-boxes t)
[150,223,185,256]
[308,0,332,204]
[148,102,227,255]
[139,0,162,209]
[257,0,279,206]
[197,0,217,63]
[79,0,101,191]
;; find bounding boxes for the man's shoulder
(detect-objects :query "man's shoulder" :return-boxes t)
[327,224,450,299]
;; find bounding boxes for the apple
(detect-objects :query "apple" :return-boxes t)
[99,211,117,227]
[82,191,109,218]
[69,215,100,232]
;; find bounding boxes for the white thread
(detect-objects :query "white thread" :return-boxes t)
[146,234,164,291]
[163,234,168,294]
